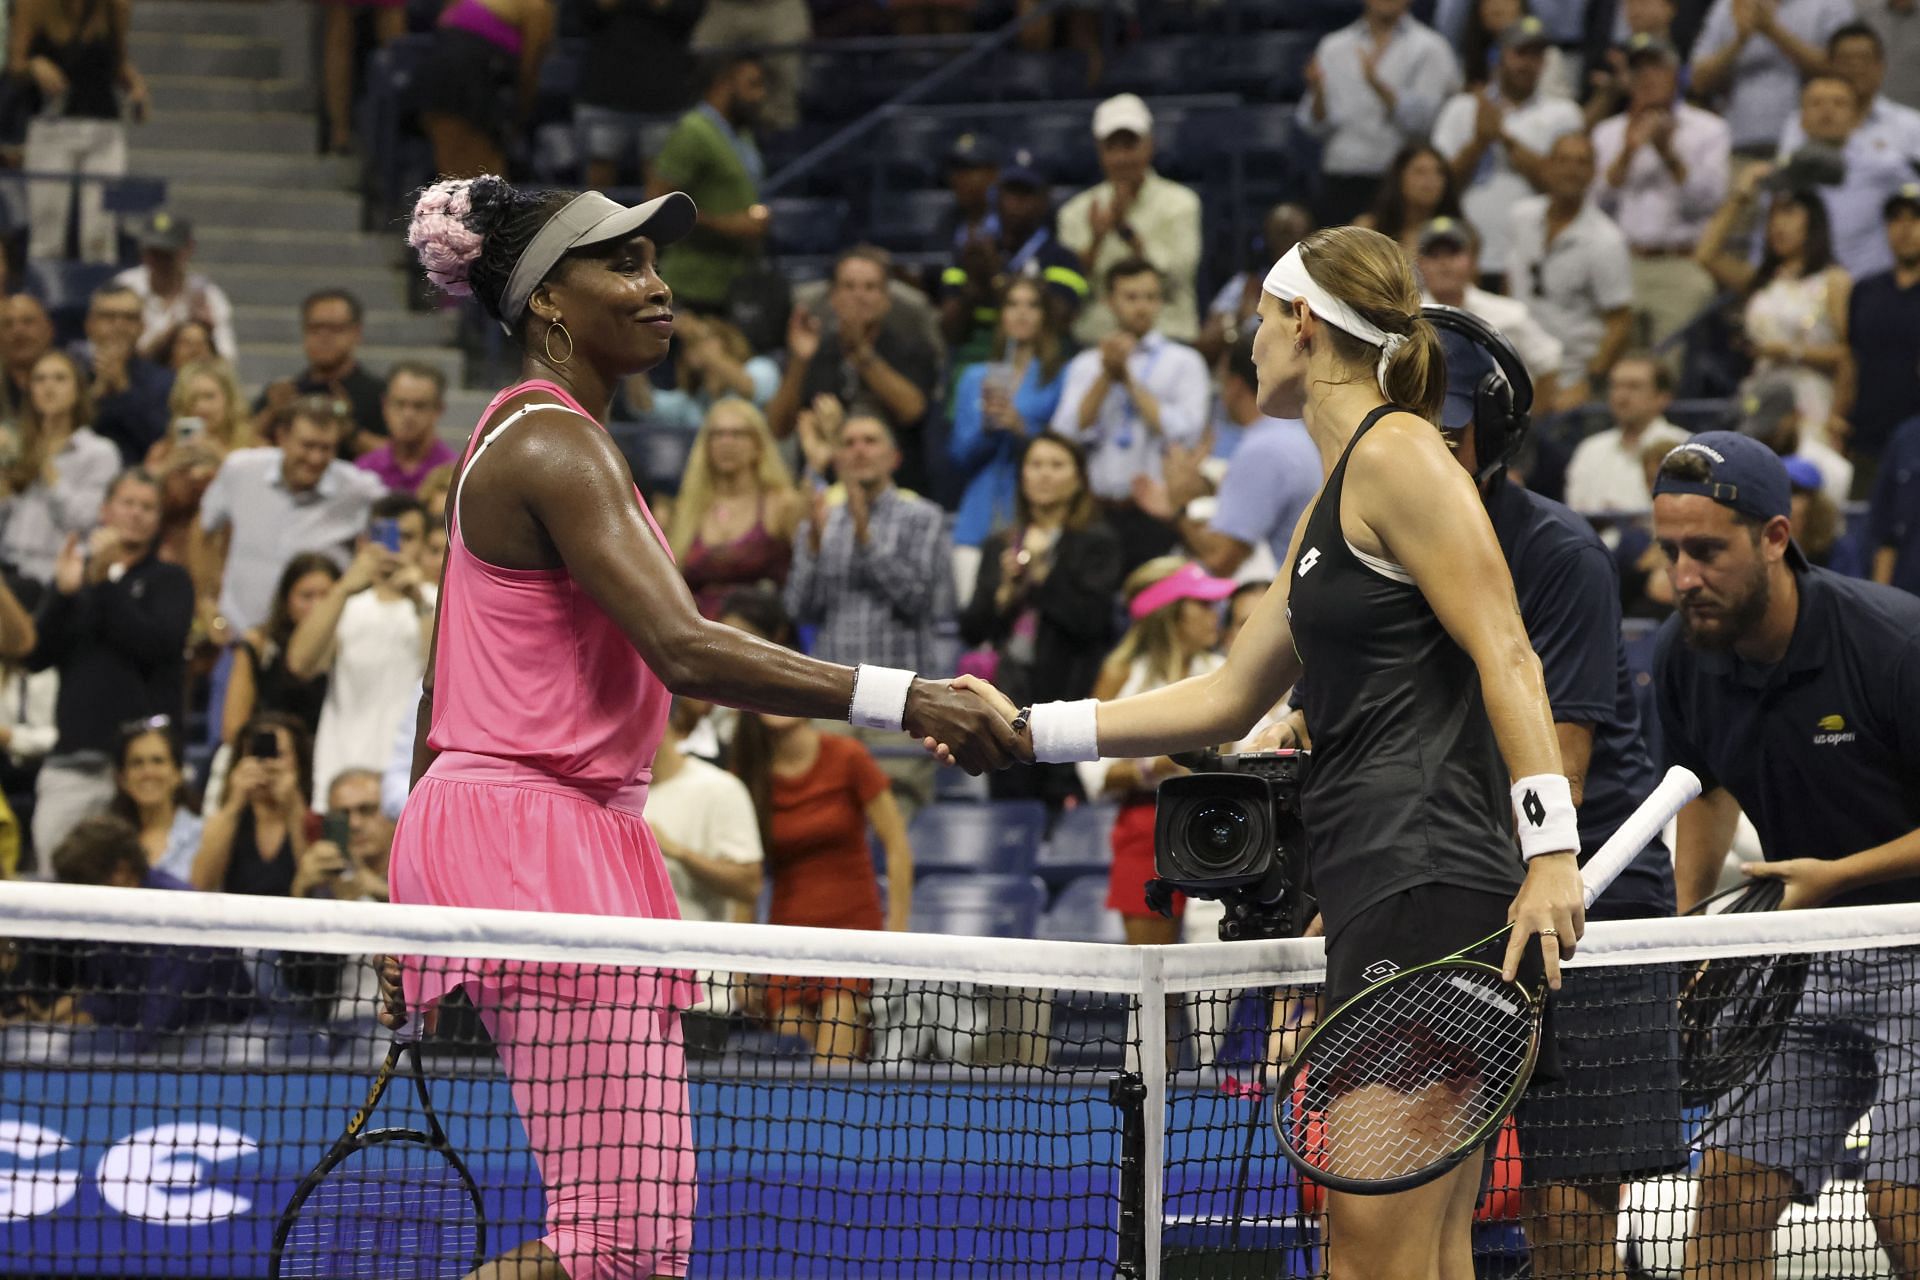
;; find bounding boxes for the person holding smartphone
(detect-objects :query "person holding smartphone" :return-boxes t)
[287,493,434,803]
[190,712,319,897]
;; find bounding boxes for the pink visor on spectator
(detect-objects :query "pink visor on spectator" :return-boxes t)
[1128,563,1238,621]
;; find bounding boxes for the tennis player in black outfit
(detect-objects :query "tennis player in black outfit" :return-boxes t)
[946,226,1585,1280]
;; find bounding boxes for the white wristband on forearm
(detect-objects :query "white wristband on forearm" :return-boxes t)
[1512,773,1579,860]
[1030,699,1100,764]
[849,664,916,732]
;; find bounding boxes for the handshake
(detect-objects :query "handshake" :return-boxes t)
[902,675,1037,774]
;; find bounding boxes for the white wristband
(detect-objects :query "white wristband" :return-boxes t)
[1512,773,1579,860]
[850,664,915,731]
[1030,699,1100,764]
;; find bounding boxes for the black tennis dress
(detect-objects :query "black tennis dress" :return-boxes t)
[1287,406,1526,1003]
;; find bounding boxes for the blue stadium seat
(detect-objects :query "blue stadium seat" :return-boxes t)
[1035,803,1115,888]
[1106,39,1198,96]
[910,873,1048,938]
[1008,112,1101,187]
[908,799,1047,876]
[766,197,849,257]
[872,188,955,253]
[1206,30,1315,100]
[869,113,968,187]
[934,765,989,803]
[1037,874,1125,943]
[607,420,699,494]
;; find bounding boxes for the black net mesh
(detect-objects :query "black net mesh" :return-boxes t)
[3,904,1918,1280]
[1164,942,1920,1280]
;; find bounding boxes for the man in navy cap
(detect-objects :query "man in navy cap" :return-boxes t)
[939,147,1089,352]
[1651,432,1920,1279]
[1434,315,1685,1280]
[941,132,1002,251]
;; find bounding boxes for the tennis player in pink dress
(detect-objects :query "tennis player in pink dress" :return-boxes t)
[387,177,1017,1280]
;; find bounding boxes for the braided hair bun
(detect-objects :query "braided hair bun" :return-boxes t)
[406,176,571,325]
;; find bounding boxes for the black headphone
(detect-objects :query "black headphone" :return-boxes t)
[1421,304,1533,485]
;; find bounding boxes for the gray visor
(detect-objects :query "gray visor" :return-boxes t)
[499,190,698,332]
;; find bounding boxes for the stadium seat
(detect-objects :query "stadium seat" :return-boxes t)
[1009,112,1101,187]
[1037,874,1125,943]
[910,873,1048,938]
[766,197,850,257]
[867,113,970,188]
[1035,804,1115,888]
[1205,31,1315,101]
[934,765,989,803]
[908,799,1047,876]
[1105,39,1198,96]
[871,188,955,253]
[607,420,699,494]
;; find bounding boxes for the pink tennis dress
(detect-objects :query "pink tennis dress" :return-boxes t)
[389,378,695,1279]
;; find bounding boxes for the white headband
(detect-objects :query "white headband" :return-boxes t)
[1261,244,1407,395]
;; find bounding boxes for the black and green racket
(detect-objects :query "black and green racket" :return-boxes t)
[1273,766,1701,1195]
[269,1014,486,1278]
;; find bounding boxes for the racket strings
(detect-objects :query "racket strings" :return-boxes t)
[1678,877,1811,1110]
[280,1142,482,1279]
[1285,967,1535,1183]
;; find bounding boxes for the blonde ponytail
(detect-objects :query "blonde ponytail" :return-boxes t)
[1382,315,1445,424]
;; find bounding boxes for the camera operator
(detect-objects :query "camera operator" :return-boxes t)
[1253,313,1685,1276]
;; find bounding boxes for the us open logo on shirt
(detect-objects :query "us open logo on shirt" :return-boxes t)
[1812,714,1857,746]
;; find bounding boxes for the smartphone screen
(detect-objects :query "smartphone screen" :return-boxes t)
[370,518,401,553]
[323,811,351,849]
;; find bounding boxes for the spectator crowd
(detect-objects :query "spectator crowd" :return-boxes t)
[3,0,1920,1069]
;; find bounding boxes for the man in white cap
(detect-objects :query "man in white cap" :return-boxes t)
[1057,93,1202,345]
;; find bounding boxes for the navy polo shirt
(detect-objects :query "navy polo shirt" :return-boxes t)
[1489,483,1674,919]
[1868,416,1920,598]
[1653,566,1920,907]
[1846,270,1920,463]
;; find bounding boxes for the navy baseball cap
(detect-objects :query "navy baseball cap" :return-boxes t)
[945,132,1002,171]
[1437,328,1497,432]
[999,147,1048,191]
[1652,431,1792,522]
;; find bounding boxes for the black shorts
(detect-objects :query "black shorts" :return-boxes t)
[1513,960,1690,1184]
[1323,882,1559,1080]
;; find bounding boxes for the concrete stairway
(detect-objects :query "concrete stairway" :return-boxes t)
[123,0,461,393]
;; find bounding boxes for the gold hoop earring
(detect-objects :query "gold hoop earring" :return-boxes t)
[545,321,574,366]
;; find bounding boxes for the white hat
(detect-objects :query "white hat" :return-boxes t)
[1092,93,1153,140]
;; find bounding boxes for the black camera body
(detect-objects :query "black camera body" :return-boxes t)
[1149,749,1312,941]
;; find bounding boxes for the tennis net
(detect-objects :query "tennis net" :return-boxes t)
[1,880,1917,1279]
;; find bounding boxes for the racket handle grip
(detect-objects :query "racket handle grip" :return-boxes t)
[1580,766,1702,908]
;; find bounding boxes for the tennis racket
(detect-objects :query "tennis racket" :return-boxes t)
[269,1014,487,1279]
[1678,876,1807,1136]
[1272,766,1701,1195]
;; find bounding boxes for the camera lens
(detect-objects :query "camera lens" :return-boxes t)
[1182,801,1252,872]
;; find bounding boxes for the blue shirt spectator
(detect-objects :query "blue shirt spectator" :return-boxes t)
[948,276,1071,553]
[1868,416,1920,596]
